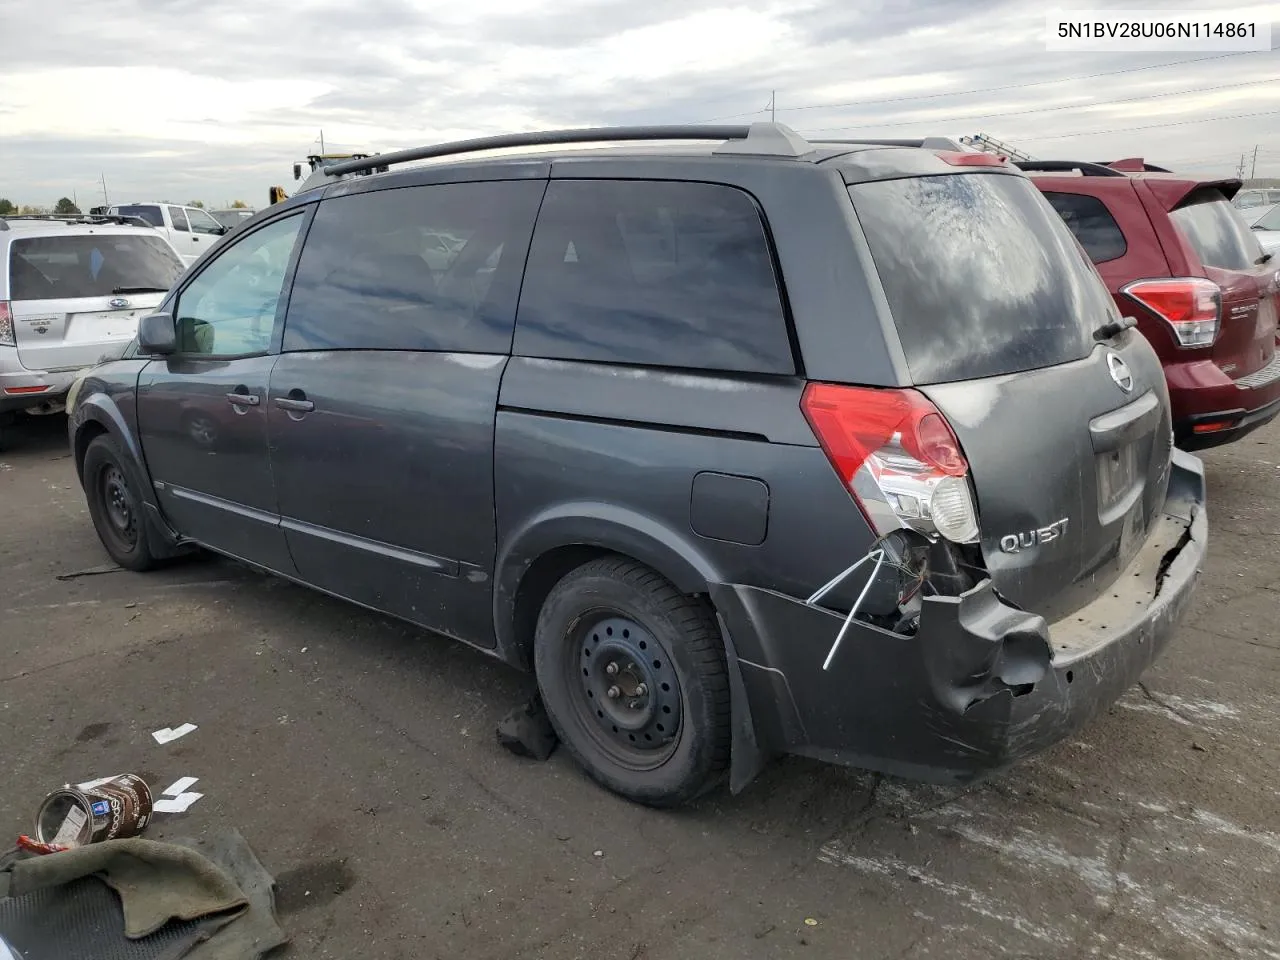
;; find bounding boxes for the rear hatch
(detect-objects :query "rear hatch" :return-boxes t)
[848,171,1174,621]
[8,232,182,371]
[1161,188,1278,383]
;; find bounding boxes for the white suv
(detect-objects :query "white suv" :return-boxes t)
[107,202,231,264]
[1,215,185,440]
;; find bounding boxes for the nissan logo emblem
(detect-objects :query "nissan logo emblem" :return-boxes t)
[1107,353,1134,393]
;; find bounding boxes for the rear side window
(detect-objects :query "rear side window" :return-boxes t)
[514,180,793,374]
[113,205,163,227]
[168,207,190,232]
[283,180,543,354]
[1042,192,1128,263]
[8,235,184,301]
[850,174,1115,384]
[1169,192,1262,270]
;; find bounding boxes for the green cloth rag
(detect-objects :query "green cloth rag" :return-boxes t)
[1,839,247,938]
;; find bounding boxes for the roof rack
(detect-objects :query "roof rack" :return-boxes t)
[1013,160,1127,178]
[0,213,154,228]
[320,123,817,178]
[815,137,967,152]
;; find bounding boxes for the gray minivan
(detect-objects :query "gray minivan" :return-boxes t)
[68,124,1206,807]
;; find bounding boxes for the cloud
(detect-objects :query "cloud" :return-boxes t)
[0,0,1277,206]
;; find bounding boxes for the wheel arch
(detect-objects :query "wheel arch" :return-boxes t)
[72,391,185,558]
[493,503,722,670]
[493,504,772,796]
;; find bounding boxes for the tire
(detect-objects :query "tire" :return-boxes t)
[534,557,731,807]
[82,434,157,572]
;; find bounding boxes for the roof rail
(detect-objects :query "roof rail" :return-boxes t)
[321,123,815,178]
[1013,160,1127,178]
[815,137,968,152]
[0,213,154,228]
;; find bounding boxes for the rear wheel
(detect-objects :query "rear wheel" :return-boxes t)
[534,557,730,807]
[82,434,156,571]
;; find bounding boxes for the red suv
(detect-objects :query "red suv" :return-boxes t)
[1023,159,1280,449]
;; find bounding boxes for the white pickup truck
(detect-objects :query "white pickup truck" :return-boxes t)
[107,202,231,264]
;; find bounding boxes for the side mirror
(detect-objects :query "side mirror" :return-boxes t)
[293,163,303,180]
[138,312,177,355]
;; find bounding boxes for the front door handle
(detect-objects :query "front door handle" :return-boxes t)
[225,391,259,407]
[275,396,314,413]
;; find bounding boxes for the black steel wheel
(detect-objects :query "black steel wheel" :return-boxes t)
[82,434,157,571]
[534,557,730,807]
[572,614,684,768]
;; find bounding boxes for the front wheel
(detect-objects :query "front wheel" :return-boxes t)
[534,557,730,807]
[82,434,157,572]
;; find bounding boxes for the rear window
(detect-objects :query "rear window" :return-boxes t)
[112,205,163,227]
[1041,192,1128,263]
[850,174,1115,384]
[1170,192,1264,270]
[8,234,183,301]
[514,180,793,375]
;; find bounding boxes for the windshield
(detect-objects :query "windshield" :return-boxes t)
[111,205,164,227]
[9,234,183,301]
[211,210,254,228]
[849,173,1116,384]
[1255,206,1280,232]
[1169,192,1264,270]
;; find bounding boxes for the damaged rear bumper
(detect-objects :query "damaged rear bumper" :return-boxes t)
[712,450,1207,786]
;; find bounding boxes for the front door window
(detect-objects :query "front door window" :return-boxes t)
[173,215,303,357]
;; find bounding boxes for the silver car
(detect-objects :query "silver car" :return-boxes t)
[1,216,185,444]
[1250,204,1280,258]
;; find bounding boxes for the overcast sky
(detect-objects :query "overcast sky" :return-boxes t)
[1,0,1277,208]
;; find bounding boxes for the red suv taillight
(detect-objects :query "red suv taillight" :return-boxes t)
[0,302,13,346]
[1121,278,1220,347]
[801,383,980,544]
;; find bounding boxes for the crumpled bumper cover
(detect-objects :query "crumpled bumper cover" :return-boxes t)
[712,450,1207,785]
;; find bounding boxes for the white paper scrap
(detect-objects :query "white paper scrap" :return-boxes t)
[52,805,88,844]
[152,723,198,744]
[153,792,203,814]
[162,777,199,797]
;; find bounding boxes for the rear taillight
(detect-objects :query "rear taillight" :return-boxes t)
[1121,278,1220,347]
[801,383,980,544]
[0,302,13,346]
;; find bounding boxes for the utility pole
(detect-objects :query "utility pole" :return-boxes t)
[319,129,325,155]
[769,91,776,123]
[1250,144,1259,180]
[99,172,109,207]
[1237,153,1247,179]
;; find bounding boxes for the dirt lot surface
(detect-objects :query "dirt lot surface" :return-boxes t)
[2,414,1278,960]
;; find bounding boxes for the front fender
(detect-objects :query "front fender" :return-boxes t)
[71,365,185,557]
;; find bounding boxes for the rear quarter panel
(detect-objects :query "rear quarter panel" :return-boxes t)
[492,358,878,663]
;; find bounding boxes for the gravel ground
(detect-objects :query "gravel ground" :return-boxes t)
[2,413,1277,960]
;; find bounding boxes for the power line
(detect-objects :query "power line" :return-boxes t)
[803,77,1279,132]
[1010,108,1280,143]
[698,49,1268,122]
